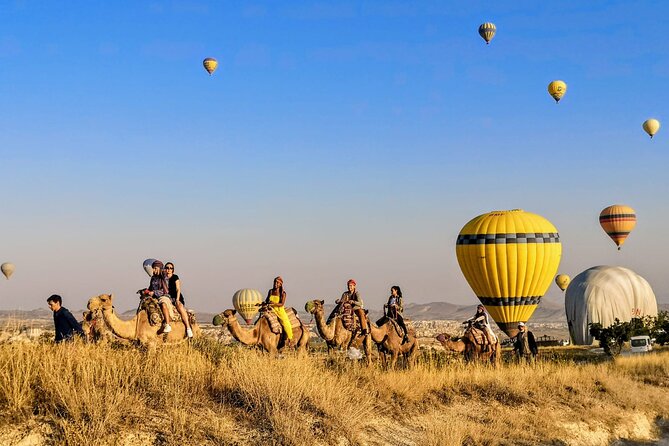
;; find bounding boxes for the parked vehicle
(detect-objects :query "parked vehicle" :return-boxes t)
[630,335,653,353]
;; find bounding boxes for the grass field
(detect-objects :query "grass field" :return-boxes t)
[0,339,668,446]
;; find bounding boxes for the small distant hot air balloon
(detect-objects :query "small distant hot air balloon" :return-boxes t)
[232,289,263,324]
[548,80,567,103]
[456,209,562,337]
[143,259,157,277]
[478,22,496,44]
[599,205,636,250]
[555,274,570,292]
[203,57,218,75]
[1,263,15,280]
[642,119,660,139]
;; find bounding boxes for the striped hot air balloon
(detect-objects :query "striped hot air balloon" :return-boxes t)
[232,289,263,324]
[202,57,218,75]
[548,80,567,103]
[478,22,496,44]
[456,209,562,337]
[599,205,636,250]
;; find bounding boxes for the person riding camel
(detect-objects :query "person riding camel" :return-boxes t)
[265,276,294,346]
[140,260,173,333]
[464,304,497,351]
[385,285,409,344]
[328,279,368,335]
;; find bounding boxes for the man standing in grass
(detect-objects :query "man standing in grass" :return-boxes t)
[513,322,538,362]
[47,294,84,343]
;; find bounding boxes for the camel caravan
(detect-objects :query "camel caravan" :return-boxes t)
[77,263,506,367]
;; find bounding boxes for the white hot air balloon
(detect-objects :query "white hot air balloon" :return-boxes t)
[565,266,658,345]
[232,289,263,324]
[1,263,15,280]
[143,259,157,277]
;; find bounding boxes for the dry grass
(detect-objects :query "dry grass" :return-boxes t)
[0,338,668,446]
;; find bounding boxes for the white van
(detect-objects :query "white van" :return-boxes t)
[630,335,653,353]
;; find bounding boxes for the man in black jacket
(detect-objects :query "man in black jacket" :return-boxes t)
[47,294,85,343]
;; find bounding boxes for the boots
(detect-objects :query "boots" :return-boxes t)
[356,309,369,335]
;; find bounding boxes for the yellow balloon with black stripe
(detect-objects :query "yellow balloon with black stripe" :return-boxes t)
[203,57,218,75]
[456,209,562,337]
[548,80,567,103]
[599,204,636,250]
[478,22,496,44]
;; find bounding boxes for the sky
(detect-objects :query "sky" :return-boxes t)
[0,1,667,313]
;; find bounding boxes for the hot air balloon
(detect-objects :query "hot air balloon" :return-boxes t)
[143,259,157,277]
[478,22,496,44]
[1,263,15,280]
[565,266,657,345]
[555,274,570,292]
[203,57,218,75]
[232,289,263,324]
[456,209,562,337]
[547,80,567,103]
[642,119,660,139]
[599,205,636,250]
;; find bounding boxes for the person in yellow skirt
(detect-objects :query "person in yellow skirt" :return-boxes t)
[265,276,293,345]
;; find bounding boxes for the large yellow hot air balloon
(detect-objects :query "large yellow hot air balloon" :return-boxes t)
[642,119,660,139]
[478,22,496,44]
[547,80,567,103]
[203,57,218,75]
[555,274,570,292]
[232,289,263,324]
[599,205,636,250]
[456,209,562,337]
[1,263,15,280]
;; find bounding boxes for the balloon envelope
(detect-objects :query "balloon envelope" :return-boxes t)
[1,263,15,280]
[203,57,218,75]
[456,209,562,337]
[142,259,157,277]
[232,289,263,324]
[478,22,496,44]
[565,266,657,345]
[642,119,660,138]
[548,80,567,103]
[555,274,570,291]
[599,205,636,250]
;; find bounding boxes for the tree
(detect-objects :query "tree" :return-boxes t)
[589,317,655,356]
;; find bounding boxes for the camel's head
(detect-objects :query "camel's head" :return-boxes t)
[213,309,236,326]
[87,294,114,311]
[435,333,458,344]
[305,299,324,314]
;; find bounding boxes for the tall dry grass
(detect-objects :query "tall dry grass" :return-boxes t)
[0,338,668,446]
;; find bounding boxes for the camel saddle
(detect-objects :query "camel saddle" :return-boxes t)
[375,316,410,338]
[260,308,302,335]
[139,297,197,327]
[464,326,489,346]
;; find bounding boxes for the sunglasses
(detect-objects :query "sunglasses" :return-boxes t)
[165,267,174,270]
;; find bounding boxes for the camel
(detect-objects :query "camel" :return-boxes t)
[86,294,199,346]
[435,332,500,365]
[369,317,419,369]
[81,309,115,343]
[305,300,372,365]
[212,309,309,355]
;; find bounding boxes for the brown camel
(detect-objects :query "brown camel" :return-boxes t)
[87,294,199,346]
[369,318,419,369]
[212,309,309,355]
[305,300,372,365]
[435,332,500,365]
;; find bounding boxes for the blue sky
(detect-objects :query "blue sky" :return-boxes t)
[0,1,667,312]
